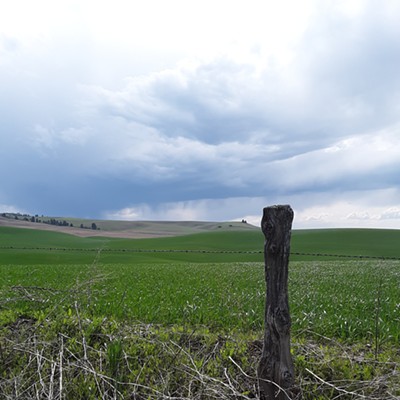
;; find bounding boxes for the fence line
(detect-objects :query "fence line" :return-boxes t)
[1,246,400,261]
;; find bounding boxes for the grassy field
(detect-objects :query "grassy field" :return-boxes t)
[2,225,400,262]
[0,225,399,399]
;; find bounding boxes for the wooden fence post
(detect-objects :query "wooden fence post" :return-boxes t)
[258,205,296,400]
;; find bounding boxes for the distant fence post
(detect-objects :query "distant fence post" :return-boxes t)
[258,205,296,400]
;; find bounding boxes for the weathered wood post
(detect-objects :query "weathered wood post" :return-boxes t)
[258,205,295,400]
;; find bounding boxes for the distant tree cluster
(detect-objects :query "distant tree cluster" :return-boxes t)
[79,222,99,230]
[1,212,99,230]
[43,218,73,227]
[1,212,32,220]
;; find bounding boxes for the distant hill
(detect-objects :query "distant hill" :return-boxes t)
[0,213,258,239]
[2,213,400,259]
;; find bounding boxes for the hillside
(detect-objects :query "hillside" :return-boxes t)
[0,213,258,239]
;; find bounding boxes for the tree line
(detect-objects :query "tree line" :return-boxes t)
[1,213,99,230]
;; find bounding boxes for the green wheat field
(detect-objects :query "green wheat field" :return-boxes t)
[0,223,399,399]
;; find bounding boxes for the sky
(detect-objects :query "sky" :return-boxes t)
[1,0,400,229]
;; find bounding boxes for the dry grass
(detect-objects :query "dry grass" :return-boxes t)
[1,309,399,399]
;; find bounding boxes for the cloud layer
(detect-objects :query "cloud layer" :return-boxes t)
[1,1,400,228]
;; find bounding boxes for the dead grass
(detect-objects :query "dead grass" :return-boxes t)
[1,313,398,400]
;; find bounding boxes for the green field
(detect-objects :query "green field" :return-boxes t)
[2,225,400,263]
[0,225,399,399]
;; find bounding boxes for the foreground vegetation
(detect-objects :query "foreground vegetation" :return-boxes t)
[0,226,399,398]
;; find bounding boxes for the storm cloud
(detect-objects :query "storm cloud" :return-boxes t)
[1,0,400,228]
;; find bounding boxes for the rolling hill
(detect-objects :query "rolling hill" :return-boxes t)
[0,213,258,238]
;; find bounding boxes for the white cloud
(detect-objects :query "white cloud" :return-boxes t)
[266,127,400,193]
[380,208,400,220]
[33,124,55,150]
[105,197,269,223]
[105,188,400,230]
[294,189,400,229]
[0,204,26,214]
[31,125,92,153]
[346,212,373,221]
[59,127,92,146]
